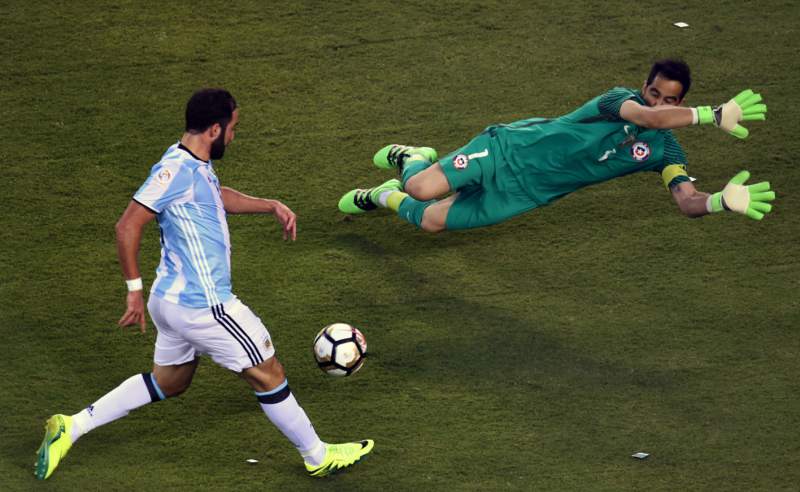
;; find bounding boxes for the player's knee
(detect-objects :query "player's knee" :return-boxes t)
[404,176,438,201]
[420,214,446,233]
[242,356,286,392]
[155,376,192,398]
[152,362,197,398]
[261,356,286,380]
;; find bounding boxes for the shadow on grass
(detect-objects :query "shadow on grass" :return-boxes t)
[329,230,684,391]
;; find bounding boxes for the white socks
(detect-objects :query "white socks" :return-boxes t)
[378,190,394,207]
[67,373,326,467]
[71,373,162,442]
[256,381,326,466]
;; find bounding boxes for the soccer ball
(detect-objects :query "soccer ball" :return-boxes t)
[313,323,367,377]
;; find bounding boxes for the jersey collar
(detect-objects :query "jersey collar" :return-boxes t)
[177,142,211,164]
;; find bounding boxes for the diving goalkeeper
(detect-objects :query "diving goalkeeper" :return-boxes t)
[339,59,775,232]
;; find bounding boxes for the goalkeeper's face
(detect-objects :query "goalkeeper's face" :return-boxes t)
[642,75,685,107]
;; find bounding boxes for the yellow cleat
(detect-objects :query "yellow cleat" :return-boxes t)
[305,440,374,478]
[35,414,74,480]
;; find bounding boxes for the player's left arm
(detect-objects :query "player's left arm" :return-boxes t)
[667,170,776,220]
[221,186,297,241]
[669,180,711,218]
[660,162,709,218]
[659,132,775,220]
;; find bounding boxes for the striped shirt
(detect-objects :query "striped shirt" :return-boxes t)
[134,142,232,308]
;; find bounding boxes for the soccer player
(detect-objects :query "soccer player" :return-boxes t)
[35,89,373,480]
[339,59,775,231]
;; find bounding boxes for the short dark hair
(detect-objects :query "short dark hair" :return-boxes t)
[646,59,691,99]
[185,88,237,133]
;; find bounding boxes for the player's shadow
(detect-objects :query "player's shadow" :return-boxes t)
[329,229,684,391]
[377,293,680,392]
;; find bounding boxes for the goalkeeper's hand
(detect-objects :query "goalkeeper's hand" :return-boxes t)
[708,170,776,220]
[695,89,767,139]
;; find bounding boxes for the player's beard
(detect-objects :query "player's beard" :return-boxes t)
[210,129,226,160]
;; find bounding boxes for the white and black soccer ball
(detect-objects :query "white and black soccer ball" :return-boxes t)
[313,323,367,377]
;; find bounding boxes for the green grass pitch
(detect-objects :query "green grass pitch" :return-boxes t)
[1,1,799,490]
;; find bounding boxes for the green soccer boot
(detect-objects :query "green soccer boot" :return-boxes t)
[306,440,374,478]
[338,178,402,214]
[373,144,438,171]
[35,414,75,480]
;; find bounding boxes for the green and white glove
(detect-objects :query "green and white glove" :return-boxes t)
[695,89,767,139]
[708,170,776,220]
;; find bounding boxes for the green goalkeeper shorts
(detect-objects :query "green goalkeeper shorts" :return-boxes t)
[438,131,539,230]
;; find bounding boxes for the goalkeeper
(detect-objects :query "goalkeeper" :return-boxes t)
[339,59,775,231]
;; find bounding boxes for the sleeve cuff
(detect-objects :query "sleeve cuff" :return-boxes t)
[133,197,159,214]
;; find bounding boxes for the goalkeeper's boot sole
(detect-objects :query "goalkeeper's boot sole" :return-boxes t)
[373,144,438,172]
[35,414,74,480]
[306,440,374,478]
[338,179,402,214]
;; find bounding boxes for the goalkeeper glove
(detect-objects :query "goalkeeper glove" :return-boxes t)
[707,170,776,220]
[695,89,767,139]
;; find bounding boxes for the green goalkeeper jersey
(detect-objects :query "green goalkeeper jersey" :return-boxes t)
[489,87,690,205]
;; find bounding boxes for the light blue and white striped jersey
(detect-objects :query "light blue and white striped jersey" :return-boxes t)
[134,142,233,308]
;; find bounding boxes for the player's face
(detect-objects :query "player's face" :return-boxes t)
[210,109,239,160]
[642,75,684,107]
[224,109,239,145]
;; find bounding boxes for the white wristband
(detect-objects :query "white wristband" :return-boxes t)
[691,107,699,125]
[126,277,143,292]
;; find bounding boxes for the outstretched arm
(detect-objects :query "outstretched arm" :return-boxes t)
[620,90,767,138]
[670,181,711,218]
[221,186,297,240]
[116,200,156,332]
[670,171,776,220]
[620,100,694,129]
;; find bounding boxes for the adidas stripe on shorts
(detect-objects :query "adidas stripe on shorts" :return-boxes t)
[148,294,275,372]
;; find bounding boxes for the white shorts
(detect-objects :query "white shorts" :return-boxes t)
[147,295,276,372]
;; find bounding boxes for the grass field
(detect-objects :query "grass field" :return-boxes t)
[2,1,799,490]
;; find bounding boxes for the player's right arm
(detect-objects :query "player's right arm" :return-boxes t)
[118,159,192,332]
[619,100,694,129]
[115,200,156,333]
[620,90,767,138]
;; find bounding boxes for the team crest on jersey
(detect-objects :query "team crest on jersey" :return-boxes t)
[156,168,173,184]
[453,154,469,170]
[631,141,650,161]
